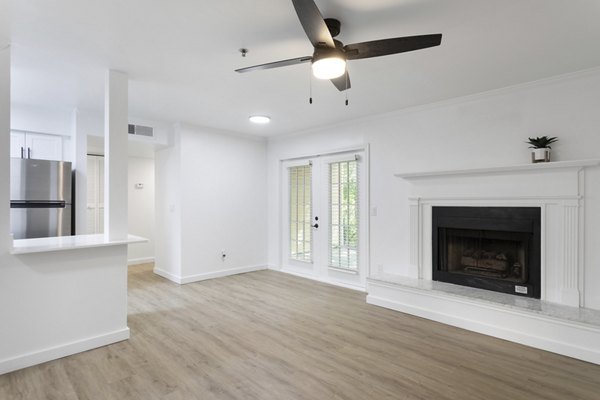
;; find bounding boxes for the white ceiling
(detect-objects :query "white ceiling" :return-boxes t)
[3,0,600,137]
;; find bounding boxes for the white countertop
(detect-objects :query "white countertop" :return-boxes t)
[10,234,147,255]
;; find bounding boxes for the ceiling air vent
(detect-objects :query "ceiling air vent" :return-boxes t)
[128,124,154,137]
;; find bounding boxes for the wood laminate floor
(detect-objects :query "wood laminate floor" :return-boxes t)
[1,264,600,399]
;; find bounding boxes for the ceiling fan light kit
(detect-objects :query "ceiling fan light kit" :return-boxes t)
[311,51,346,80]
[235,0,442,95]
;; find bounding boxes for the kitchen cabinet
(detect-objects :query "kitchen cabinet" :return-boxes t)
[10,131,26,158]
[10,131,65,161]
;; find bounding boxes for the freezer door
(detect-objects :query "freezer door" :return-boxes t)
[10,158,72,202]
[10,204,72,240]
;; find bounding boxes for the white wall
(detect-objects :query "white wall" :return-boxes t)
[267,68,600,310]
[128,156,155,264]
[11,103,72,136]
[155,124,268,283]
[155,130,182,279]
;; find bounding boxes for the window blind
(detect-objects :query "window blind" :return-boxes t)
[329,159,359,271]
[289,164,312,262]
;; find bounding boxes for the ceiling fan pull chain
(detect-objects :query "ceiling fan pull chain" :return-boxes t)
[345,66,349,106]
[309,66,313,104]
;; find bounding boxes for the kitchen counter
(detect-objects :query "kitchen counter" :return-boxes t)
[10,233,147,255]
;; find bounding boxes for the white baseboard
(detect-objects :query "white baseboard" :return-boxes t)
[367,279,600,365]
[153,265,267,284]
[180,265,267,284]
[0,327,130,375]
[128,257,155,266]
[153,267,183,283]
[279,267,366,292]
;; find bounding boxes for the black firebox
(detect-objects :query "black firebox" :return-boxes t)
[432,207,541,298]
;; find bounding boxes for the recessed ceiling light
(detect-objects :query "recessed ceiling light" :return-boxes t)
[249,115,271,124]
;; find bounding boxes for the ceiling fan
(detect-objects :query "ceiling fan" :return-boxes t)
[235,0,442,91]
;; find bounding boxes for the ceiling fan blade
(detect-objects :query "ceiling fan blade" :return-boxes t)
[330,71,351,92]
[344,34,442,60]
[291,0,335,48]
[235,56,312,73]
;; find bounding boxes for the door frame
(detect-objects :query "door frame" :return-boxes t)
[277,144,370,291]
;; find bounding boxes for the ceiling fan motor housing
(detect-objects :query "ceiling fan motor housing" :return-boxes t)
[313,46,345,62]
[324,18,341,37]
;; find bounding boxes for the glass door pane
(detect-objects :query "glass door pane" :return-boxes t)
[289,164,312,262]
[329,160,359,270]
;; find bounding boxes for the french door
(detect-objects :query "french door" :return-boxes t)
[281,151,367,289]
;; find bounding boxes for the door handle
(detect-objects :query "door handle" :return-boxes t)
[27,147,31,159]
[312,223,319,228]
[20,147,24,158]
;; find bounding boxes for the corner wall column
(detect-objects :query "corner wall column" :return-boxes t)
[0,45,10,251]
[104,70,128,240]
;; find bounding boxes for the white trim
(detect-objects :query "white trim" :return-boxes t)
[279,267,366,292]
[154,265,267,284]
[366,280,600,365]
[364,144,371,278]
[287,258,314,265]
[409,195,581,202]
[279,145,368,164]
[0,328,130,375]
[328,266,359,275]
[153,267,183,283]
[128,257,155,266]
[180,265,267,284]
[395,159,600,179]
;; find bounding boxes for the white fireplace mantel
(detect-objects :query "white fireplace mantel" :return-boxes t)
[394,159,600,180]
[394,159,600,307]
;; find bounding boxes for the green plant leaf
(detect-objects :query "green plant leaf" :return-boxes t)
[526,136,558,149]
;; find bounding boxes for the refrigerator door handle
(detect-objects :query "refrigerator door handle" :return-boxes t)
[10,200,66,209]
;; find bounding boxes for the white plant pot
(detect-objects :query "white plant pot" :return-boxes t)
[531,148,551,163]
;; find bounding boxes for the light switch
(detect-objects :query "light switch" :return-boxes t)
[135,183,144,189]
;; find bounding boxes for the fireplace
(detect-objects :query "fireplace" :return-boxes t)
[432,207,541,298]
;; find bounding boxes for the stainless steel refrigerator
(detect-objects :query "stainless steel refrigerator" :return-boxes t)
[10,158,73,239]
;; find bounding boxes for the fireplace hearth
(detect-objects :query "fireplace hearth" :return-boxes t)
[432,207,541,298]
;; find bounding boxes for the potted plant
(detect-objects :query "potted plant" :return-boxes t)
[526,136,558,163]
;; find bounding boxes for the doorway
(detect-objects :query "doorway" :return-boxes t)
[281,150,368,289]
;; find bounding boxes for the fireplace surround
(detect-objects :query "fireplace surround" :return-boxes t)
[432,206,541,298]
[367,160,600,364]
